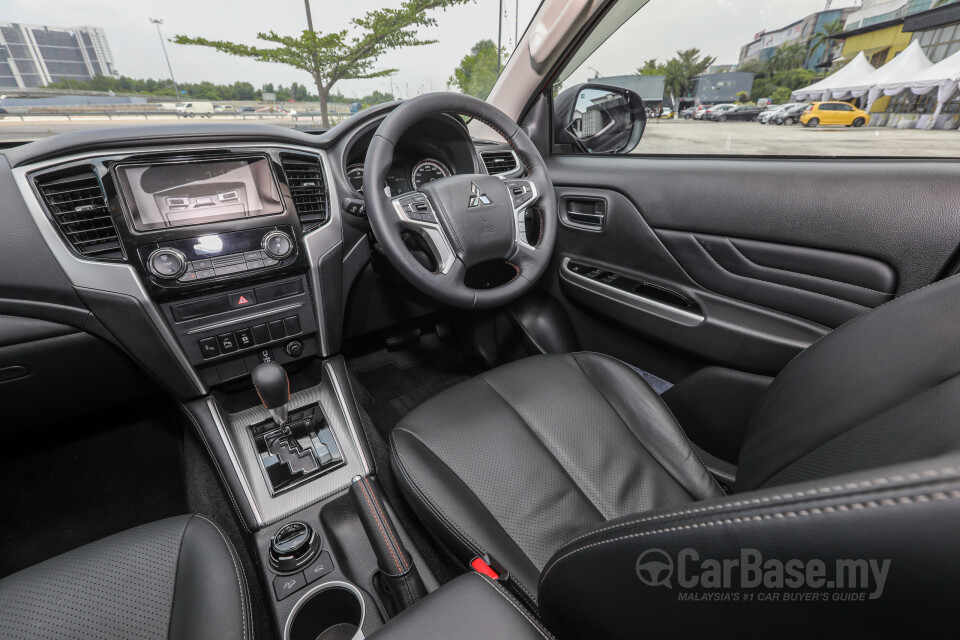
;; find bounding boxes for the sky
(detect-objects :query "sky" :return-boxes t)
[4,0,861,98]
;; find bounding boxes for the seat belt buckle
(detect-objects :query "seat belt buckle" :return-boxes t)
[470,555,510,584]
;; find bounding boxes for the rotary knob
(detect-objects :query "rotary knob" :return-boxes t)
[146,248,187,280]
[269,521,320,573]
[262,230,294,260]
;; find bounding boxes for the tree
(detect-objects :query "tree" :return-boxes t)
[447,40,505,99]
[735,91,749,103]
[174,0,470,128]
[766,43,807,75]
[808,19,845,67]
[636,58,663,75]
[771,86,792,104]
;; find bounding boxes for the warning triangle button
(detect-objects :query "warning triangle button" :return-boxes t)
[229,291,256,309]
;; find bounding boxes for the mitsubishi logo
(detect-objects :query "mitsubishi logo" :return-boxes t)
[468,182,491,208]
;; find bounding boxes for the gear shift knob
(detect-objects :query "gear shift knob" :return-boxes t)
[251,362,290,426]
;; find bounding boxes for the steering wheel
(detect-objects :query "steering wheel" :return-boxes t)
[363,93,557,309]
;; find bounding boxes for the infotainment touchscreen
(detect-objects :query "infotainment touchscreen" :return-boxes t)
[116,157,284,231]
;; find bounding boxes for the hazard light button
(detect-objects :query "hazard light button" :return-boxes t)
[228,290,257,309]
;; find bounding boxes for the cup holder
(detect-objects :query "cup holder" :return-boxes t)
[285,581,365,640]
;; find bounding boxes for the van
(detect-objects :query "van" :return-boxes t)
[176,101,214,118]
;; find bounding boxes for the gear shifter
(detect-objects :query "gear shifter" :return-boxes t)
[248,362,346,496]
[251,362,290,426]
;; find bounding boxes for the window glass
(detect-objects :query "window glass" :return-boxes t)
[551,0,960,157]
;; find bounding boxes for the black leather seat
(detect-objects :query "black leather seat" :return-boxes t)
[391,275,960,636]
[0,514,250,640]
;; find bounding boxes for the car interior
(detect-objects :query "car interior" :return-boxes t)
[2,0,960,638]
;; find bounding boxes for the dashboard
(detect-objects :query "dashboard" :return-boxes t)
[0,106,523,403]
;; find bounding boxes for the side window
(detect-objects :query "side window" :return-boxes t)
[551,0,960,157]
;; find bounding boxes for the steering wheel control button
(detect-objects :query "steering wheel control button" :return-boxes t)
[198,337,220,359]
[273,572,306,600]
[228,289,257,309]
[147,248,187,279]
[304,551,335,584]
[262,231,294,259]
[270,521,321,574]
[342,197,366,217]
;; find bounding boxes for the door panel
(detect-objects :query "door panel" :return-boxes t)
[656,230,895,328]
[536,155,960,460]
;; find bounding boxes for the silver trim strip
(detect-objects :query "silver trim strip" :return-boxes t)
[185,303,302,334]
[561,257,705,325]
[206,396,265,527]
[303,151,344,357]
[390,195,456,274]
[324,359,372,475]
[283,581,366,640]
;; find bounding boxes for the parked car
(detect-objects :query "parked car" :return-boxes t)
[213,104,234,113]
[757,104,787,124]
[704,103,736,121]
[775,103,810,125]
[679,107,697,119]
[800,101,870,128]
[659,107,674,119]
[714,105,763,122]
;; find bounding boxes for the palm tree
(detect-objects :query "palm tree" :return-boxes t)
[808,19,845,67]
[766,43,807,75]
[636,59,662,76]
[662,59,687,109]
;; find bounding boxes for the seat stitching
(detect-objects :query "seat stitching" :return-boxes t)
[725,237,893,296]
[689,234,870,309]
[195,515,247,640]
[478,375,611,521]
[166,516,192,640]
[358,478,404,573]
[476,574,555,640]
[390,429,486,557]
[570,351,726,496]
[363,477,408,571]
[546,464,960,565]
[540,486,960,588]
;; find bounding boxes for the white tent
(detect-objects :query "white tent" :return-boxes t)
[884,48,960,119]
[792,52,876,102]
[833,41,934,111]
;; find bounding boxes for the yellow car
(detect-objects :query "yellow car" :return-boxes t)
[800,101,870,128]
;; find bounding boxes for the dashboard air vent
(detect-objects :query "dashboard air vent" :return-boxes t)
[281,154,328,231]
[35,167,122,259]
[480,150,519,175]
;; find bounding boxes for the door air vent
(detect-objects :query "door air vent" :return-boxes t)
[281,154,328,231]
[35,167,122,259]
[480,150,519,175]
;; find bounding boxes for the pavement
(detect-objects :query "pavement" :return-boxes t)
[0,114,956,157]
[635,118,959,157]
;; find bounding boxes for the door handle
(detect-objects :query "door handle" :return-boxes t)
[565,198,606,228]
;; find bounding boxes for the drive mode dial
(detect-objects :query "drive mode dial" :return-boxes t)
[262,230,294,259]
[147,248,187,279]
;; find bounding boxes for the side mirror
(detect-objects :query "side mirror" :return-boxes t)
[553,83,646,155]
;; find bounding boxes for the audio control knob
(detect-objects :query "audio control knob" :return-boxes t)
[262,231,294,260]
[147,248,187,279]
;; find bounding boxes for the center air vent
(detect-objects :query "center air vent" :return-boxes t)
[480,150,519,175]
[281,154,328,231]
[35,167,122,259]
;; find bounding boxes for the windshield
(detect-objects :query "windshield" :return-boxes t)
[0,1,540,143]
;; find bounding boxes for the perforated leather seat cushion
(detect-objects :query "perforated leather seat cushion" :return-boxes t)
[0,515,250,640]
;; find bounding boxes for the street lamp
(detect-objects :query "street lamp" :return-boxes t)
[149,19,181,101]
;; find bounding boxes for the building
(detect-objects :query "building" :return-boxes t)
[889,1,960,116]
[588,75,665,105]
[842,0,960,32]
[689,72,755,105]
[739,7,858,71]
[0,23,118,90]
